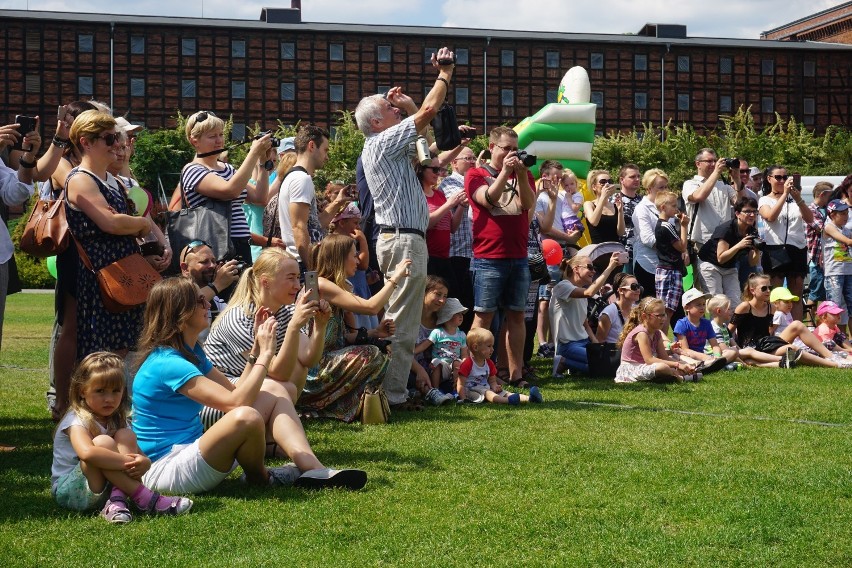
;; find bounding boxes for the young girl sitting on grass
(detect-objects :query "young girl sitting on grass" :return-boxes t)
[730,273,851,368]
[813,300,852,355]
[457,328,542,405]
[615,297,699,383]
[51,352,193,524]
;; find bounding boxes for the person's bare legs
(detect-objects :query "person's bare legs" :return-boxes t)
[253,380,324,473]
[52,295,77,421]
[198,406,268,484]
[780,321,834,359]
[535,299,550,348]
[787,274,805,322]
[505,309,526,381]
[775,346,839,368]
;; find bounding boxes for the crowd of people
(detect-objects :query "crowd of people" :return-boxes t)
[1,45,851,524]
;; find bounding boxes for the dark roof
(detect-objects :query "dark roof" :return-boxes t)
[4,9,852,51]
[762,1,852,36]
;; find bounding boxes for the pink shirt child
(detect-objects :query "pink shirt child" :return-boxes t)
[620,324,666,364]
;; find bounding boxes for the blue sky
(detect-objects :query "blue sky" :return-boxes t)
[0,1,843,39]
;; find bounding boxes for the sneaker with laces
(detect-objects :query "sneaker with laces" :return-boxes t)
[267,464,301,487]
[537,343,555,358]
[507,393,521,405]
[425,388,452,406]
[785,347,802,369]
[294,467,368,490]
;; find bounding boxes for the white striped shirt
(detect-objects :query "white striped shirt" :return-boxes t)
[204,303,296,379]
[361,117,429,234]
[439,172,472,258]
[181,162,250,238]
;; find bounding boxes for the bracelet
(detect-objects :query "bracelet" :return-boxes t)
[52,136,70,148]
[18,158,36,169]
[207,283,219,296]
[255,363,268,371]
[436,77,449,89]
[387,278,398,288]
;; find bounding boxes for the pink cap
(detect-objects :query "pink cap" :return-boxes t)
[816,301,844,316]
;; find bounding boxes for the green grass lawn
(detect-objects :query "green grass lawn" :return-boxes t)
[1,292,850,567]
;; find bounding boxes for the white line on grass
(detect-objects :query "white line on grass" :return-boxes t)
[575,401,849,428]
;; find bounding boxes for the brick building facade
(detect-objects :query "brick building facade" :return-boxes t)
[762,2,852,44]
[2,7,852,139]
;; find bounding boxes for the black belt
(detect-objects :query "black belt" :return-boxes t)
[380,227,425,238]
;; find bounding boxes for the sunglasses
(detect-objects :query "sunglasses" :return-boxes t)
[192,111,216,127]
[770,174,789,181]
[758,285,771,292]
[427,166,446,174]
[181,239,212,262]
[739,169,750,173]
[96,132,120,146]
[739,209,757,215]
[597,178,613,185]
[620,283,643,293]
[583,264,596,272]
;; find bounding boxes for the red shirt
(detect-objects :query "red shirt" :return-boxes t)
[464,166,534,259]
[425,189,451,258]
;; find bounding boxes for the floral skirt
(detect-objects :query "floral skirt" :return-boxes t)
[300,344,388,423]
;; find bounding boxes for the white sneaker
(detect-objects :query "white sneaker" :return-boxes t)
[552,355,567,377]
[267,464,301,487]
[425,388,452,406]
[294,467,367,490]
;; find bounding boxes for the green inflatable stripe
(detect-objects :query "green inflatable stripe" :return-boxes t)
[529,159,590,179]
[516,122,596,147]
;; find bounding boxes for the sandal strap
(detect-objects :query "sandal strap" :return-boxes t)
[142,491,162,513]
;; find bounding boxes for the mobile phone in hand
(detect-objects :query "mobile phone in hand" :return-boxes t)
[13,115,37,152]
[304,271,320,303]
[792,172,802,190]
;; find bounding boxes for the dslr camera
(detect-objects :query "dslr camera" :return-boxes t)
[516,150,537,168]
[255,130,281,148]
[747,230,765,251]
[723,158,740,169]
[219,254,247,275]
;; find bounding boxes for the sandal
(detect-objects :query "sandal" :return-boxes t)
[101,496,133,524]
[508,377,532,389]
[138,491,193,516]
[495,367,510,385]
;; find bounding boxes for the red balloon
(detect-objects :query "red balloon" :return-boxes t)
[541,239,563,265]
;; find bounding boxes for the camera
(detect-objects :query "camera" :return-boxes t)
[723,158,740,169]
[437,53,456,66]
[414,136,431,166]
[255,130,280,148]
[219,254,247,275]
[747,230,765,250]
[516,150,537,168]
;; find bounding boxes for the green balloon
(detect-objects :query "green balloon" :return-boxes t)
[46,255,57,279]
[682,264,693,291]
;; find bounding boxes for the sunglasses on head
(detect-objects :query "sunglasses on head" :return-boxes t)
[181,239,212,262]
[770,174,789,181]
[192,111,216,127]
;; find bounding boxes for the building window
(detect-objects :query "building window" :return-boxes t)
[329,44,344,61]
[720,95,732,113]
[761,96,774,113]
[804,97,815,114]
[501,89,514,107]
[804,61,816,77]
[546,51,560,69]
[455,87,469,105]
[456,48,469,65]
[181,79,196,98]
[377,45,391,63]
[26,75,40,94]
[761,59,774,75]
[232,40,246,58]
[130,78,145,97]
[634,54,647,71]
[591,91,603,108]
[78,34,93,53]
[330,84,344,102]
[547,89,558,103]
[280,42,295,60]
[677,55,690,72]
[720,57,732,74]
[424,47,436,64]
[78,76,93,96]
[590,53,604,70]
[231,80,246,99]
[677,94,690,111]
[182,38,196,56]
[280,82,295,101]
[26,32,40,51]
[501,50,514,67]
[231,123,246,141]
[130,36,145,55]
[634,92,647,110]
[378,85,390,95]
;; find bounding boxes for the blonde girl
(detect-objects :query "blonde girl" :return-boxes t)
[730,273,848,368]
[51,352,192,524]
[615,298,698,383]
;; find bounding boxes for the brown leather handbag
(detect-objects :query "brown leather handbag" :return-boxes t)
[19,191,69,257]
[74,238,161,313]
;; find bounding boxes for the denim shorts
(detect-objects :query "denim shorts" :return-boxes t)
[52,463,109,511]
[472,257,531,312]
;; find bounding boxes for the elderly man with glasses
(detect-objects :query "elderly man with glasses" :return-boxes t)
[180,240,241,332]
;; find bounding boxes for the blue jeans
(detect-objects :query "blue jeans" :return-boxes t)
[557,338,590,373]
[808,261,826,302]
[472,257,531,313]
[824,274,852,325]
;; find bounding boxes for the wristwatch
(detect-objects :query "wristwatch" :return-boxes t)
[247,353,258,366]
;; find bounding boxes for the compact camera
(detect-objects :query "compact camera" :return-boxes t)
[723,158,740,169]
[255,130,281,148]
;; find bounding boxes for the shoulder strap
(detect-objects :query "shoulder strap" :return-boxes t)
[266,166,307,247]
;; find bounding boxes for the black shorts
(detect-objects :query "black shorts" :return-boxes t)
[761,244,807,276]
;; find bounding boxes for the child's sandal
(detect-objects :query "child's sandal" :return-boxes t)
[139,491,194,516]
[101,496,133,524]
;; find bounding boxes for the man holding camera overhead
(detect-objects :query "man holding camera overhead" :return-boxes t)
[354,46,456,408]
[683,147,739,291]
[464,126,536,388]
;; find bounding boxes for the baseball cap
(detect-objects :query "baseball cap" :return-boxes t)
[332,202,362,223]
[277,137,295,154]
[114,116,143,134]
[749,166,761,179]
[827,199,849,214]
[769,287,800,303]
[436,297,468,325]
[816,300,844,316]
[681,288,711,308]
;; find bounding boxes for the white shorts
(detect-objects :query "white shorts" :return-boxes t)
[142,439,231,494]
[614,361,658,383]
